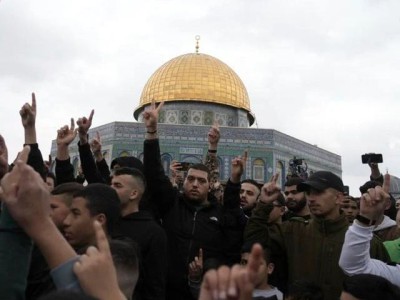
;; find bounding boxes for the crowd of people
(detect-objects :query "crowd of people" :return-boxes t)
[1,93,400,300]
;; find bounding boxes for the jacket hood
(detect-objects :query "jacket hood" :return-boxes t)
[373,215,396,231]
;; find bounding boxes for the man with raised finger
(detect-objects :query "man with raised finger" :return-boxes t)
[245,171,390,300]
[142,100,243,300]
[339,174,400,287]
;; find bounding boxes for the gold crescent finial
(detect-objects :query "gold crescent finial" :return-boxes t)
[195,35,200,53]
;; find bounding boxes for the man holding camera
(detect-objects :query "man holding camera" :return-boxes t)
[360,154,399,241]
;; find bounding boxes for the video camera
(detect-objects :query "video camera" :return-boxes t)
[288,157,308,180]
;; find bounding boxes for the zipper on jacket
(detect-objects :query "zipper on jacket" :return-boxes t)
[186,210,198,266]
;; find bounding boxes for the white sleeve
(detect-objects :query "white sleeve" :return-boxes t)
[339,221,400,287]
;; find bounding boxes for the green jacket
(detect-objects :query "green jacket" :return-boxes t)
[244,203,390,300]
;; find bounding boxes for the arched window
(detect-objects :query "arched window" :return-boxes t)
[253,159,265,182]
[276,161,284,187]
[161,153,173,175]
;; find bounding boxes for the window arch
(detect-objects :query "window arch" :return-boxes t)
[253,159,265,182]
[276,161,284,187]
[161,153,173,175]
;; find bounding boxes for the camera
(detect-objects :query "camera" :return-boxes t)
[361,153,383,164]
[288,157,308,180]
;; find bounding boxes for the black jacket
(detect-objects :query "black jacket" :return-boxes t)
[143,138,241,300]
[115,211,167,300]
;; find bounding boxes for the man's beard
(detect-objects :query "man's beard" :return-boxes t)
[286,198,307,213]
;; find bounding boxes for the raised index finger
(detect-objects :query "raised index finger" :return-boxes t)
[88,109,95,122]
[198,248,203,262]
[31,93,37,112]
[269,173,279,183]
[247,243,263,278]
[156,101,164,113]
[242,150,248,163]
[17,145,31,164]
[383,173,391,194]
[70,118,75,131]
[93,220,111,255]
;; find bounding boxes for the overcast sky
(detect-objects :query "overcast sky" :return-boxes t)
[1,0,399,195]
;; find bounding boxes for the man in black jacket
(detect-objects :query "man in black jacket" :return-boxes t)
[111,167,167,300]
[142,100,242,300]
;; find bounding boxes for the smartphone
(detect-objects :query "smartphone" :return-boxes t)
[179,162,193,172]
[361,153,383,164]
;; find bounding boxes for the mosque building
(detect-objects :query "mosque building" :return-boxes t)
[51,39,342,186]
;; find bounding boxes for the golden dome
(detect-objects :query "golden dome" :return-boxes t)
[135,53,252,119]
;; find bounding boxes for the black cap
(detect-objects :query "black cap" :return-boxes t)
[297,171,344,193]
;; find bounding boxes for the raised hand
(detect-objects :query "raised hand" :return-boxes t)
[77,110,94,144]
[19,93,37,129]
[208,121,220,149]
[143,99,164,133]
[0,134,9,180]
[199,243,263,300]
[90,131,102,153]
[230,151,248,183]
[57,118,78,146]
[359,173,391,222]
[259,173,281,204]
[73,221,125,300]
[189,248,204,282]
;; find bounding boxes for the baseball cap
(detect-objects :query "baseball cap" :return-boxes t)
[297,171,344,193]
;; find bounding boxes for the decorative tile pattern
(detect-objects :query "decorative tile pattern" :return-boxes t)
[204,111,214,125]
[159,111,166,123]
[179,110,190,124]
[215,113,227,126]
[191,110,203,125]
[239,116,248,128]
[227,115,236,126]
[166,110,179,124]
[53,121,342,186]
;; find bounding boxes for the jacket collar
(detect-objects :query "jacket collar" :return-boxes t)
[312,213,348,234]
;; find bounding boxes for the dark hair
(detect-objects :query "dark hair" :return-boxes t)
[51,182,84,207]
[241,179,262,191]
[109,238,140,298]
[284,177,304,187]
[73,183,121,235]
[110,156,143,173]
[110,238,139,271]
[52,182,84,196]
[46,172,57,185]
[286,279,324,300]
[188,163,210,179]
[39,290,97,300]
[342,274,400,300]
[112,167,146,189]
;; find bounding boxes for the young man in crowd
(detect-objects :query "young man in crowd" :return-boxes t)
[111,166,168,300]
[142,100,243,300]
[245,171,390,300]
[283,177,310,221]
